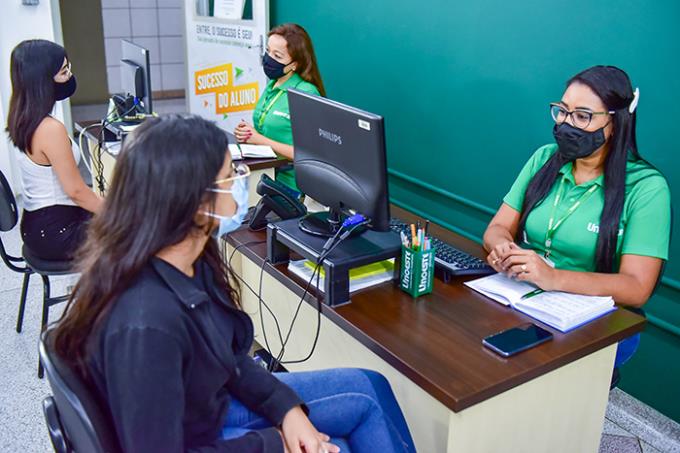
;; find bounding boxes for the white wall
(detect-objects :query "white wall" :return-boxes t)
[0,0,69,194]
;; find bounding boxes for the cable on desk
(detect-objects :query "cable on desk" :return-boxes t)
[273,221,369,369]
[220,237,285,363]
[96,102,140,193]
[76,123,99,177]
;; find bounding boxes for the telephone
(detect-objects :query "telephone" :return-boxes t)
[248,174,307,230]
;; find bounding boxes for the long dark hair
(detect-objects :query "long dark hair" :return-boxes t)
[6,39,66,154]
[53,114,240,377]
[269,23,326,97]
[517,66,639,273]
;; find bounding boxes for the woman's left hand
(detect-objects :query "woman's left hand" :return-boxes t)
[281,406,340,453]
[244,127,266,145]
[500,244,559,291]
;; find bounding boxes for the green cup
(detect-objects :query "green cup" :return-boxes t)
[399,245,436,298]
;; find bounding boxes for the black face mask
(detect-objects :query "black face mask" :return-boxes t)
[54,75,77,101]
[553,122,607,161]
[262,52,291,80]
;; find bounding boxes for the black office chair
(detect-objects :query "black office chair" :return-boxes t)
[40,331,121,453]
[0,170,34,332]
[0,170,74,378]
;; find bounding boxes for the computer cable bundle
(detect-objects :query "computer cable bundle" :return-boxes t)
[220,238,285,356]
[218,214,370,372]
[76,124,98,177]
[95,98,141,193]
[268,214,372,371]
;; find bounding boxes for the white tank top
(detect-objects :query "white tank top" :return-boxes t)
[18,139,81,212]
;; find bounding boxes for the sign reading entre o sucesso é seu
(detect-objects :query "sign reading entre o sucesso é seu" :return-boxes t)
[194,63,259,114]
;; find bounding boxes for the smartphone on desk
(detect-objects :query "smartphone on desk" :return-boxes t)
[483,323,553,357]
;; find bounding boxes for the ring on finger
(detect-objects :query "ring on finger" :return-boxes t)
[521,264,527,272]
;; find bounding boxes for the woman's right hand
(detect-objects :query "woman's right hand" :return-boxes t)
[280,406,339,453]
[487,241,516,272]
[233,121,253,143]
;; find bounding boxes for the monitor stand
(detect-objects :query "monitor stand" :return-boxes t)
[267,217,401,306]
[298,209,342,237]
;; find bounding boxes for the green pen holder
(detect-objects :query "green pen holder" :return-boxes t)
[399,245,436,298]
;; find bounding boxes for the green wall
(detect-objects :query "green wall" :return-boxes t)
[271,1,680,422]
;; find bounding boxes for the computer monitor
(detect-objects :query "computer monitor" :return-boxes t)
[288,89,391,237]
[120,40,153,114]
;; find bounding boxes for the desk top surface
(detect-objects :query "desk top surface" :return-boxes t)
[74,120,288,171]
[227,205,645,412]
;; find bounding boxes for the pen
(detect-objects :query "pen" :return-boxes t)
[410,224,416,246]
[424,219,430,236]
[521,288,544,300]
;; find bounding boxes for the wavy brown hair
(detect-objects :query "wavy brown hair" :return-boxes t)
[53,114,240,378]
[270,23,326,96]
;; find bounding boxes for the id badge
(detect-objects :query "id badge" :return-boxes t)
[540,254,556,268]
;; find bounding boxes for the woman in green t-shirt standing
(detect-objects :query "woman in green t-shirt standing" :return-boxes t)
[234,23,325,192]
[483,66,671,374]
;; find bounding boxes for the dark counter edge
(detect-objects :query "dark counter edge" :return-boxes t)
[74,120,289,171]
[224,228,645,413]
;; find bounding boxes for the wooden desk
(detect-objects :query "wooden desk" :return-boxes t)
[74,121,288,201]
[224,205,645,453]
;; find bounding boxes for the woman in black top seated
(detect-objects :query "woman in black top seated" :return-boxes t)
[51,115,415,452]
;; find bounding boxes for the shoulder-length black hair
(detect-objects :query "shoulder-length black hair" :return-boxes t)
[53,114,239,377]
[6,39,67,154]
[517,65,640,273]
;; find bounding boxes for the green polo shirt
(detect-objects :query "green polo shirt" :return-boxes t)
[252,72,320,191]
[503,144,671,272]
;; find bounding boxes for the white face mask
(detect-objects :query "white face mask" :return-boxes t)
[202,164,250,238]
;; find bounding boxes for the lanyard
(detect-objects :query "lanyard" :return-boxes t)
[257,89,285,130]
[544,177,599,258]
[256,78,304,130]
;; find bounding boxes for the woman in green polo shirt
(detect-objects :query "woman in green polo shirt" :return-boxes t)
[483,66,671,372]
[234,23,325,191]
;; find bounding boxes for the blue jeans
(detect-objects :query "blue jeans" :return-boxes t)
[221,368,416,452]
[615,333,641,368]
[614,307,645,368]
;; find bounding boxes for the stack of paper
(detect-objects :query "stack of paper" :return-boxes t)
[288,259,396,294]
[465,273,616,332]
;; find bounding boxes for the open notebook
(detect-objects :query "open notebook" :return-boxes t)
[465,273,616,332]
[228,144,277,160]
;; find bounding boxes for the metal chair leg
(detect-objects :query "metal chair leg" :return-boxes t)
[38,274,51,379]
[16,271,32,333]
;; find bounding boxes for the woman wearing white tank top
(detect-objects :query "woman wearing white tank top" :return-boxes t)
[6,40,103,261]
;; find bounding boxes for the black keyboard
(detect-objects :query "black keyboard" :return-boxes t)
[389,219,495,277]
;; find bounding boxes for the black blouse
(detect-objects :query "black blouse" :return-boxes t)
[87,256,303,452]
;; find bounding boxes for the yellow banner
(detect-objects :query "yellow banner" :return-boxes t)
[194,63,259,115]
[195,63,233,95]
[215,81,259,114]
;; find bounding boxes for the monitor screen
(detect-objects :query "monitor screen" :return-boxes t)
[120,40,152,114]
[289,89,390,236]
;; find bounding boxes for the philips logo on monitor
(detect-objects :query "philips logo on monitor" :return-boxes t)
[319,128,343,145]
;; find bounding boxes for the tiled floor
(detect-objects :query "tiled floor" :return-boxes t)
[602,389,680,452]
